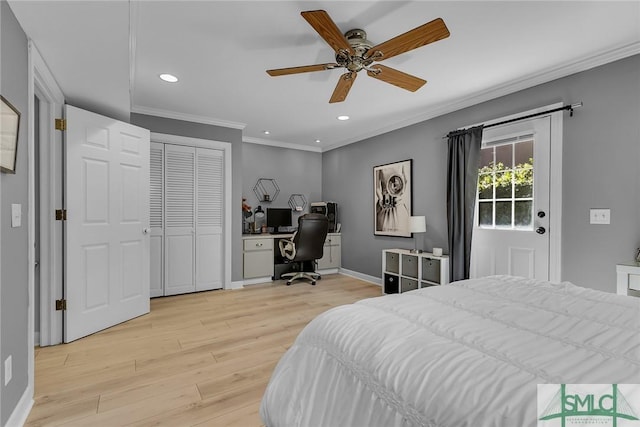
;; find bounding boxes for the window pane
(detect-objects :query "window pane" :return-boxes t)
[514,140,533,167]
[478,173,493,199]
[514,200,533,229]
[479,148,493,169]
[495,171,512,198]
[514,167,533,198]
[479,202,493,226]
[495,144,513,168]
[495,201,512,227]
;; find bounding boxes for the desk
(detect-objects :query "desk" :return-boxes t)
[616,262,640,297]
[242,233,341,281]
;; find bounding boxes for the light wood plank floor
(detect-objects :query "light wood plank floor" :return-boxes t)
[27,274,381,427]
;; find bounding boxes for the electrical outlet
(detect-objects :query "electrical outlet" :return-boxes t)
[589,208,610,224]
[4,355,12,386]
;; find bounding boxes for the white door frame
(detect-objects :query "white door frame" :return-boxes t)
[151,133,233,290]
[10,40,66,426]
[29,40,65,353]
[466,102,563,282]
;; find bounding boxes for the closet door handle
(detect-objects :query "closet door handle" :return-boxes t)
[142,228,150,235]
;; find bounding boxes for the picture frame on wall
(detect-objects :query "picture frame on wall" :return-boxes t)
[373,159,413,237]
[0,95,21,174]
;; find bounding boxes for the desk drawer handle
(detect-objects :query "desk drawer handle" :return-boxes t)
[255,243,263,247]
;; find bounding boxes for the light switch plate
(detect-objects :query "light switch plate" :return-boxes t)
[11,204,21,228]
[589,208,610,224]
[4,355,12,386]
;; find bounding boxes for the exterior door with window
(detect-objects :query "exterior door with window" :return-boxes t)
[470,116,551,280]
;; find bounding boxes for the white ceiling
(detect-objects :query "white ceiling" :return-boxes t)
[9,1,640,151]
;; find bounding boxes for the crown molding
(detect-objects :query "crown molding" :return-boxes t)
[243,136,322,153]
[323,41,640,152]
[131,105,246,129]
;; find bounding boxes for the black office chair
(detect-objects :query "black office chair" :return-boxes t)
[279,213,329,286]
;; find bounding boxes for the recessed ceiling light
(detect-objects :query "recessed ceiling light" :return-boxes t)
[315,139,321,143]
[263,130,270,135]
[337,115,350,121]
[159,73,178,83]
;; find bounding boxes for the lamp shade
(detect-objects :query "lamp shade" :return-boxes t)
[409,216,426,233]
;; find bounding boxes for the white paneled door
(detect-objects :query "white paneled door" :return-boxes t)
[471,115,551,280]
[64,105,150,342]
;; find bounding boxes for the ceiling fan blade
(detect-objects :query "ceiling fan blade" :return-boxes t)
[267,63,341,76]
[366,64,426,92]
[329,72,357,103]
[301,10,354,55]
[366,18,450,62]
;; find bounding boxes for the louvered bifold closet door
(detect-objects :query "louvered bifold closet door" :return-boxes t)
[195,147,224,291]
[150,142,164,297]
[164,144,196,295]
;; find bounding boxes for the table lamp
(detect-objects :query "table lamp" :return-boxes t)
[409,216,426,253]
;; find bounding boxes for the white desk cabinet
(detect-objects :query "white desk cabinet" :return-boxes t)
[382,249,449,294]
[616,262,640,297]
[243,237,274,279]
[317,234,341,270]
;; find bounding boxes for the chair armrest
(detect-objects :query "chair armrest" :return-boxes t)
[278,238,296,260]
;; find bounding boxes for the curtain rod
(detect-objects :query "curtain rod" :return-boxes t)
[443,102,583,139]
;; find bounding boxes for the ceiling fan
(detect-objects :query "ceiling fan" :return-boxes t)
[266,10,450,103]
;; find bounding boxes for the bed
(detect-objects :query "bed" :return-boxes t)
[260,275,640,427]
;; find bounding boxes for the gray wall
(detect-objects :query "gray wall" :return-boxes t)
[323,55,640,293]
[1,1,29,423]
[130,113,244,282]
[242,143,322,225]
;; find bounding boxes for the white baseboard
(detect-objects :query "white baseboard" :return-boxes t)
[239,277,273,287]
[236,269,381,289]
[228,280,245,290]
[6,384,34,427]
[317,268,339,275]
[339,268,382,286]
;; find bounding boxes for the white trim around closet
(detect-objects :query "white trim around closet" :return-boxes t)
[150,132,233,290]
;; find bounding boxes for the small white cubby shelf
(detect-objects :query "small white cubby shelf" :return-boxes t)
[382,249,450,294]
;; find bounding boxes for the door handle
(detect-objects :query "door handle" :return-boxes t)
[143,228,150,235]
[536,227,546,235]
[537,211,546,218]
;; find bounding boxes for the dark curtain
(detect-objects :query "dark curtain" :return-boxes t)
[446,126,483,282]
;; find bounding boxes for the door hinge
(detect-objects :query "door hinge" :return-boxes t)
[55,118,66,131]
[55,209,67,221]
[55,299,67,311]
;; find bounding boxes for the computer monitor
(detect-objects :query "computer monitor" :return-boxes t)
[266,208,292,233]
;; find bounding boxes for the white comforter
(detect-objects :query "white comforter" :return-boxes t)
[260,276,640,427]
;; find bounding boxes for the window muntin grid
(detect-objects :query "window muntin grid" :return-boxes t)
[477,137,534,230]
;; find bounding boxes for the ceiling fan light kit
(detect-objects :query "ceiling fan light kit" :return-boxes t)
[266,10,450,103]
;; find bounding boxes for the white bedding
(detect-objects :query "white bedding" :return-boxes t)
[260,275,640,427]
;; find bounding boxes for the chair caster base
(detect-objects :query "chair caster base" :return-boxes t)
[286,281,292,286]
[311,281,316,286]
